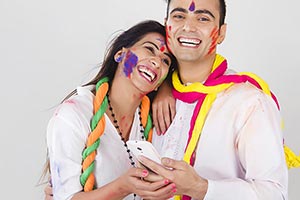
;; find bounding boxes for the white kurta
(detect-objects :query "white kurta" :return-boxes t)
[47,86,144,200]
[153,82,288,199]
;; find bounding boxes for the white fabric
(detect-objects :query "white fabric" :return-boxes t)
[47,86,144,200]
[153,80,288,199]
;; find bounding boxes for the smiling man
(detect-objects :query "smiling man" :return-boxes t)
[143,0,289,199]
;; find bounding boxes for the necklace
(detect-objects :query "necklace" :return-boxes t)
[107,93,145,199]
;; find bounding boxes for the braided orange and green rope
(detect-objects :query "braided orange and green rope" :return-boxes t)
[80,77,153,191]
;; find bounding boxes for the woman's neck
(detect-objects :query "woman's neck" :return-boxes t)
[106,74,145,140]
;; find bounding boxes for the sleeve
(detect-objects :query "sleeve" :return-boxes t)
[204,92,288,200]
[47,106,87,200]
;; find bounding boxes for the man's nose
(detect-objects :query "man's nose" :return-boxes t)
[183,20,197,32]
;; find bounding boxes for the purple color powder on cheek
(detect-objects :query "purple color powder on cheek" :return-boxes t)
[189,1,195,11]
[124,50,138,77]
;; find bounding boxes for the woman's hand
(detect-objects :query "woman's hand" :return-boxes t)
[118,167,176,200]
[152,81,176,135]
[138,156,208,199]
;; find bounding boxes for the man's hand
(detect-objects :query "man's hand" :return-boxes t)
[152,81,176,135]
[139,156,208,199]
[44,183,53,200]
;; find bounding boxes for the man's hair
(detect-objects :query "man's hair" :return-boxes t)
[165,0,226,26]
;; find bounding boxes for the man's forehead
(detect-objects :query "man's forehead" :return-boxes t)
[168,0,219,10]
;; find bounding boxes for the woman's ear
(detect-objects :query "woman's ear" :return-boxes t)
[114,48,126,63]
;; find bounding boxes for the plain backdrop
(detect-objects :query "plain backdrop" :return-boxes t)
[0,0,299,199]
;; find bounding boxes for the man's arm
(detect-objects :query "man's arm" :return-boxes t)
[152,81,176,135]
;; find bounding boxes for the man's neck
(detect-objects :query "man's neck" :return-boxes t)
[177,54,216,84]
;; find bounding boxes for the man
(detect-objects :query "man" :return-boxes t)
[140,0,289,199]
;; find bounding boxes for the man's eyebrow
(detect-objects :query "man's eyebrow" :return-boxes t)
[194,9,215,19]
[170,7,188,15]
[170,7,215,19]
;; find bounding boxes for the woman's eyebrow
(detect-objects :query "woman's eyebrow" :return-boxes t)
[143,41,159,50]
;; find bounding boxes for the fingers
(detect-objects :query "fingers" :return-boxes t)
[152,81,176,135]
[152,102,161,135]
[156,102,167,134]
[138,156,173,177]
[139,181,177,200]
[144,171,164,182]
[161,157,187,170]
[44,183,53,200]
[169,98,176,123]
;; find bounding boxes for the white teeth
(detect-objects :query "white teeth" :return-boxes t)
[139,68,156,81]
[178,38,201,46]
[181,43,197,47]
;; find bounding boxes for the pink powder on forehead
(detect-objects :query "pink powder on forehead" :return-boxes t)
[189,1,195,11]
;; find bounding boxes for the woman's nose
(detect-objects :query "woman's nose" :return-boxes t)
[150,57,161,68]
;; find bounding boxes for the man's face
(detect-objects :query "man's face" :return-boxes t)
[165,0,226,63]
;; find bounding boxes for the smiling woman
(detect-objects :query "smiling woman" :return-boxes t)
[42,20,177,200]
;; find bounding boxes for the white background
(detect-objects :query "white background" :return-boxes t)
[0,0,299,199]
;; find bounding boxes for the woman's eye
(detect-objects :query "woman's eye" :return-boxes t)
[162,58,171,66]
[145,46,155,54]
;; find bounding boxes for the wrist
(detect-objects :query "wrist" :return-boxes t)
[189,177,208,200]
[112,178,131,198]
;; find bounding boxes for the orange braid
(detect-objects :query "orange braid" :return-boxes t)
[81,81,109,191]
[140,96,153,142]
[80,78,153,191]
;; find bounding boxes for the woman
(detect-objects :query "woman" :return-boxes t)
[45,20,177,200]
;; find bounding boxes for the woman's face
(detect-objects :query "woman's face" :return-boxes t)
[116,32,172,94]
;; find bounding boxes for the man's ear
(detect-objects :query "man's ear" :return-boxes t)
[218,23,227,44]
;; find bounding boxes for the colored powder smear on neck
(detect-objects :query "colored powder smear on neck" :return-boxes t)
[189,1,195,11]
[124,50,138,77]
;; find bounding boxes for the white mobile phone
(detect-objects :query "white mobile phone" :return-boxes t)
[127,140,162,164]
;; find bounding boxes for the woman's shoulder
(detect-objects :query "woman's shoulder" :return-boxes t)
[51,85,95,123]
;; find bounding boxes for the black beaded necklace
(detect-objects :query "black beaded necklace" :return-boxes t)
[107,93,145,199]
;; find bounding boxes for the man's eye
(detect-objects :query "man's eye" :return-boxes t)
[199,17,210,22]
[173,14,184,19]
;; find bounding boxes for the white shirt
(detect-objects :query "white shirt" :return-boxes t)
[153,82,288,200]
[47,86,144,200]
